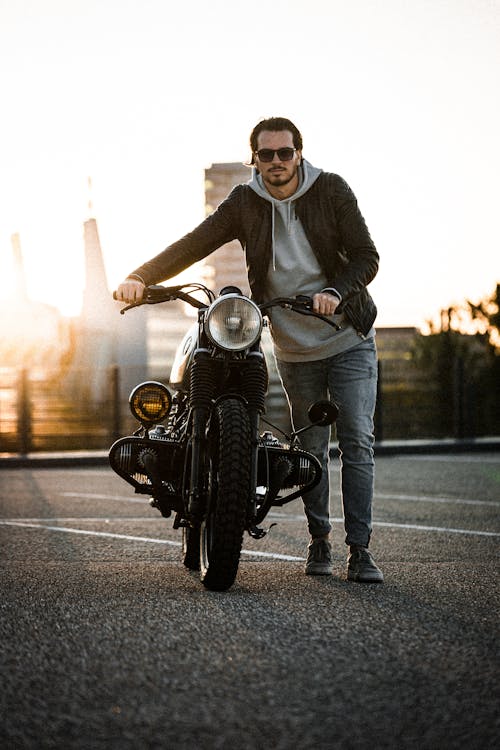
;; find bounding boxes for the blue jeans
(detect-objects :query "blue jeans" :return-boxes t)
[276,338,378,547]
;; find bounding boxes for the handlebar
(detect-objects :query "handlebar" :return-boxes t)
[113,284,341,329]
[113,283,213,314]
[260,295,341,330]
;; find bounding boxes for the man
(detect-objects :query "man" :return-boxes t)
[116,117,383,583]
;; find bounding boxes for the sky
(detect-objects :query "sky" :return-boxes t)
[0,0,499,327]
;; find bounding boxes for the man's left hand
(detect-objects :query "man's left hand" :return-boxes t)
[312,292,340,316]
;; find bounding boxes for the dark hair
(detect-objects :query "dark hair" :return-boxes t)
[249,117,303,164]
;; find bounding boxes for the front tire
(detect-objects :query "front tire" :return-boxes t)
[200,399,250,591]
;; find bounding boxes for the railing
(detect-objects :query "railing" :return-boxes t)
[0,359,496,455]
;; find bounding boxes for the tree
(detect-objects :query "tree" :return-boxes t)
[467,283,500,349]
[412,283,499,437]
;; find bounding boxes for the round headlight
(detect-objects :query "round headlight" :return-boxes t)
[129,381,172,424]
[205,295,263,351]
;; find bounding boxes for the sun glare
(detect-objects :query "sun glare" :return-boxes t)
[1,229,85,318]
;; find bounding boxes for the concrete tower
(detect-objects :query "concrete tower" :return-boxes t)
[81,217,117,330]
[73,184,147,400]
[11,232,28,301]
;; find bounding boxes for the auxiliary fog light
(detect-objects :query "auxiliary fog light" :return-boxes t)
[129,381,172,424]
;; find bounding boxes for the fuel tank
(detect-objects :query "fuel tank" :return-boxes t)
[169,321,198,391]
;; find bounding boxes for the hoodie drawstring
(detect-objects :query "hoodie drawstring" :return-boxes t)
[271,200,293,271]
[271,202,276,271]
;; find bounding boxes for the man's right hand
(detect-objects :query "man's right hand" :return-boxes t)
[115,278,145,303]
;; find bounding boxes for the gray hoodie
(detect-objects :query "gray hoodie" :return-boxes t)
[248,159,365,362]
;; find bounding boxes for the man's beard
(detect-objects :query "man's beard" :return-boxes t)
[264,165,298,188]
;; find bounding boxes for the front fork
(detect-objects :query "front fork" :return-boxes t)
[242,351,269,528]
[187,405,210,516]
[186,349,216,517]
[247,409,261,522]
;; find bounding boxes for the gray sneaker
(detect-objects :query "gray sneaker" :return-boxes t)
[305,539,333,575]
[347,547,384,583]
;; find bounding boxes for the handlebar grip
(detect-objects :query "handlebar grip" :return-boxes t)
[295,295,313,309]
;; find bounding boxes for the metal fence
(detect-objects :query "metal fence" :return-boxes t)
[0,358,496,455]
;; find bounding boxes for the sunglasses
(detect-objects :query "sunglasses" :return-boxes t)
[254,147,297,163]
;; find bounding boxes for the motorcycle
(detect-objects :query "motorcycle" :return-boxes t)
[109,283,338,591]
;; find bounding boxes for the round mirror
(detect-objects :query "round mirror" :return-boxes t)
[307,400,339,426]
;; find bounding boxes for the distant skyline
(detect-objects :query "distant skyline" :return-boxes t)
[0,0,499,327]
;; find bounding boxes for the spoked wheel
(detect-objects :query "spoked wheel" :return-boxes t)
[200,398,250,591]
[182,525,200,570]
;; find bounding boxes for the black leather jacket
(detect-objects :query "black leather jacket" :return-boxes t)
[131,172,379,336]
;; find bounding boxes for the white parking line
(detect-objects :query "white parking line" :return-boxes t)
[1,517,158,523]
[267,514,500,537]
[61,490,498,509]
[376,493,497,507]
[400,454,500,463]
[0,520,181,546]
[371,521,499,537]
[0,521,305,561]
[1,518,498,546]
[61,492,149,504]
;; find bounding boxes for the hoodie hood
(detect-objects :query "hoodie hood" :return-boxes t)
[248,159,322,269]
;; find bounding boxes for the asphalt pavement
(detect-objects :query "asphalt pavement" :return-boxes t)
[1,451,499,749]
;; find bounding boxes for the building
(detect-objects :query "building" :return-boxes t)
[375,327,418,360]
[203,162,250,295]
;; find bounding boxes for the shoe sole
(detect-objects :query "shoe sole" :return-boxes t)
[347,570,384,583]
[305,566,333,575]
